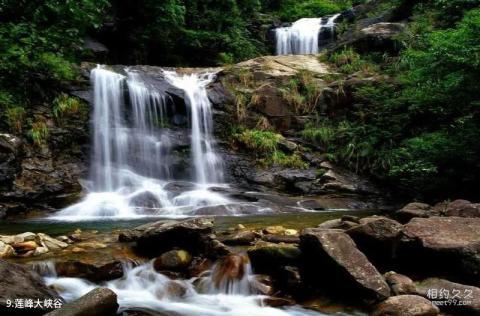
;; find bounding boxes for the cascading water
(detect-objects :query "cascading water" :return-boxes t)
[42,259,330,316]
[164,71,223,184]
[275,14,340,55]
[52,66,236,220]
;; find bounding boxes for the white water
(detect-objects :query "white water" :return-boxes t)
[275,14,340,55]
[164,71,224,184]
[51,66,234,220]
[43,260,328,316]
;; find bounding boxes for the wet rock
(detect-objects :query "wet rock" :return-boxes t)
[34,246,49,256]
[164,281,188,299]
[247,242,301,274]
[443,199,480,217]
[194,203,261,216]
[38,233,69,250]
[222,231,258,246]
[0,241,15,258]
[263,226,285,235]
[415,278,480,315]
[317,218,358,230]
[211,254,249,288]
[12,241,39,253]
[262,235,300,244]
[16,232,36,242]
[298,199,326,210]
[394,202,437,223]
[0,260,63,315]
[384,272,416,295]
[300,228,390,301]
[153,249,192,272]
[346,216,403,265]
[372,295,439,316]
[400,217,480,282]
[262,297,295,307]
[252,274,274,295]
[129,191,162,209]
[55,260,123,282]
[284,229,298,236]
[119,218,216,257]
[188,257,212,277]
[45,287,118,316]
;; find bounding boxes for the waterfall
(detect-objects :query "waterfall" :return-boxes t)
[275,14,340,55]
[164,72,223,184]
[52,66,233,220]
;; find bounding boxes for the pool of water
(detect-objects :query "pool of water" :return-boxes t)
[0,210,377,236]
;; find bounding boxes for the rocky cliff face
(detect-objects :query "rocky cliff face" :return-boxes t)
[0,51,394,218]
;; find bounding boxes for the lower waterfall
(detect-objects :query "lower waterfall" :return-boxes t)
[52,65,237,220]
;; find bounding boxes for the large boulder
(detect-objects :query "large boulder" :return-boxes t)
[384,271,416,296]
[247,242,301,274]
[119,218,230,259]
[415,278,480,315]
[45,288,118,316]
[372,295,439,316]
[400,217,480,282]
[300,229,390,301]
[153,249,192,272]
[346,216,403,266]
[0,260,63,315]
[345,22,406,54]
[442,199,480,218]
[395,202,437,223]
[55,259,123,282]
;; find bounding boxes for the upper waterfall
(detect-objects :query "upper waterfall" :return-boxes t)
[275,14,340,55]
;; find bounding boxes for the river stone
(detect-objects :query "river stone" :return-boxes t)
[372,295,439,316]
[153,249,192,272]
[55,260,123,282]
[0,242,15,258]
[222,231,258,246]
[247,242,301,274]
[415,278,480,315]
[118,218,219,257]
[395,202,436,223]
[263,226,285,235]
[300,228,390,301]
[15,232,37,242]
[12,241,39,253]
[400,217,480,281]
[262,234,300,244]
[346,216,403,265]
[0,260,63,315]
[45,288,118,316]
[443,199,480,217]
[384,271,416,295]
[38,233,69,250]
[317,218,358,230]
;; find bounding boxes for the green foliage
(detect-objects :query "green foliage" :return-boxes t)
[282,69,322,114]
[52,93,83,124]
[29,120,49,146]
[237,129,282,153]
[328,48,380,75]
[4,106,26,133]
[235,128,308,168]
[313,8,480,199]
[276,0,346,21]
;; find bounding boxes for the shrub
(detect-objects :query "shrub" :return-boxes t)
[29,120,49,146]
[52,93,82,123]
[5,107,26,133]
